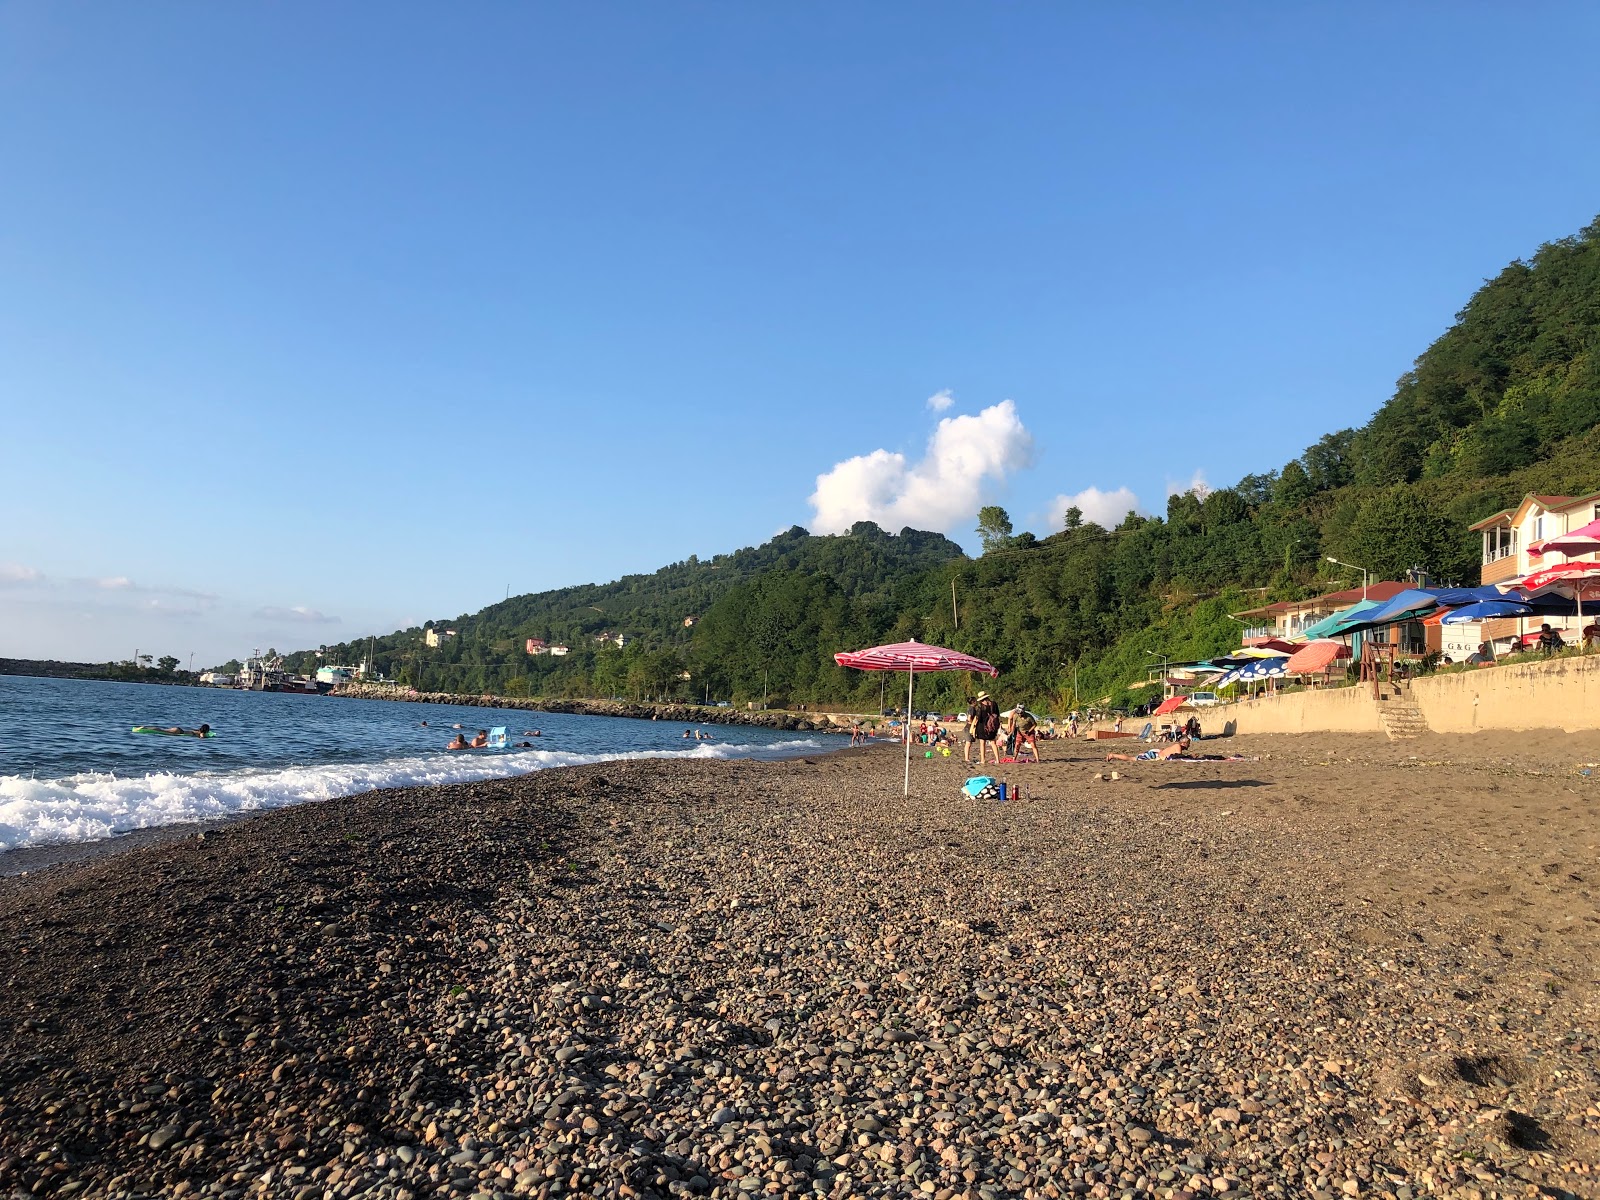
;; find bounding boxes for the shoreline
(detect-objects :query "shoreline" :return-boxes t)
[3,731,1597,1197]
[329,684,853,732]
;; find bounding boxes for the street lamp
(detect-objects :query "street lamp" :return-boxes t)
[1325,556,1370,600]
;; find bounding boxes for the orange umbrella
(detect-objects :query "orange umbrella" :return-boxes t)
[1283,639,1350,674]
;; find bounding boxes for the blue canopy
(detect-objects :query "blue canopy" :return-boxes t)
[1297,599,1382,642]
[1355,588,1439,625]
[1428,584,1514,606]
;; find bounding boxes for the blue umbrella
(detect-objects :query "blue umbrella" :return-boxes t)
[1216,658,1288,688]
[1439,600,1533,624]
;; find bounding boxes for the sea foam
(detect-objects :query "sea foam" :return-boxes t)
[0,739,820,852]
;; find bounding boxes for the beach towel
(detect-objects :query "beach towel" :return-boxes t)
[962,776,1001,801]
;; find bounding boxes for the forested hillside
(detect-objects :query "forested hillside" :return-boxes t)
[282,215,1600,714]
[277,524,963,698]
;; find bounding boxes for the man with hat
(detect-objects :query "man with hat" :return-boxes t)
[969,690,1002,766]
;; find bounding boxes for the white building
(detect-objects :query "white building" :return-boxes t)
[1467,490,1600,650]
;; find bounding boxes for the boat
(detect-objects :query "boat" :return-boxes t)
[236,653,331,694]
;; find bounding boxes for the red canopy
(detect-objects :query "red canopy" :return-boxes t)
[1153,696,1188,716]
[1516,560,1600,598]
[1284,639,1350,674]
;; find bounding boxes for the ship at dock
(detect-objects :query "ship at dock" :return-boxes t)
[236,653,330,695]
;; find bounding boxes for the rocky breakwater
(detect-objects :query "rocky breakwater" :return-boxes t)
[2,735,1597,1198]
[331,685,833,732]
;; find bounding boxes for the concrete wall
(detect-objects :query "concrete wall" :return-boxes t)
[1218,687,1386,736]
[1411,654,1600,734]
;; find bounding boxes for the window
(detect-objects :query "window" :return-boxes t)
[1483,525,1518,563]
[1534,515,1546,540]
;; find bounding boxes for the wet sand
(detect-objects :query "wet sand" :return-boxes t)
[1,729,1598,1199]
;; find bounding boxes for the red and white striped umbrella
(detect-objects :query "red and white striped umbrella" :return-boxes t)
[1527,517,1600,559]
[834,640,998,675]
[834,640,997,795]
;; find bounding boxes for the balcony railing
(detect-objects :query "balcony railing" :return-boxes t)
[1483,542,1518,565]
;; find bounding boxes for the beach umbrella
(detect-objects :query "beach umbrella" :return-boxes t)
[1215,657,1289,689]
[1505,562,1600,646]
[1528,517,1600,559]
[1283,639,1350,675]
[833,639,997,795]
[1438,599,1534,623]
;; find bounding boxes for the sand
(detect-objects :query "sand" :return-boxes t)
[1,728,1598,1199]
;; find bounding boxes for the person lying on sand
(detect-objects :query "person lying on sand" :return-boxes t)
[1107,737,1192,762]
[1106,737,1260,763]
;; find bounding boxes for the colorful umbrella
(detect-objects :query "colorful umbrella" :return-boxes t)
[1527,517,1600,559]
[1502,562,1600,646]
[833,639,997,794]
[1513,561,1600,598]
[1283,639,1350,674]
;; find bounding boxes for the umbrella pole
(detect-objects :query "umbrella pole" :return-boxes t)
[904,667,914,796]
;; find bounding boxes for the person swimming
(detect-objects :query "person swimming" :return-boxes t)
[470,729,489,748]
[446,733,470,750]
[152,723,210,738]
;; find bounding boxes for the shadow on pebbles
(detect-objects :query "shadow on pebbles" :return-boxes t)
[2,738,1599,1199]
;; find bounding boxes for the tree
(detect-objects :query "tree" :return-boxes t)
[137,654,153,669]
[1062,506,1084,531]
[976,506,1014,554]
[157,655,180,675]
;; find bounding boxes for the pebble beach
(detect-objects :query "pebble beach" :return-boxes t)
[2,730,1598,1200]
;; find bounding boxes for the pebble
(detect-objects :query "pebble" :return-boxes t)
[0,748,1591,1199]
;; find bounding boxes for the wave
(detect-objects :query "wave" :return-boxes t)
[0,739,823,852]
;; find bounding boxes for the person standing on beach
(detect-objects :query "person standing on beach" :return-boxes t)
[971,691,1002,766]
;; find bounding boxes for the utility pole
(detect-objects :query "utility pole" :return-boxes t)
[951,578,959,630]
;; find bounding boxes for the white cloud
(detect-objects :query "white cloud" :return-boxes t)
[0,563,42,585]
[1167,469,1212,500]
[809,399,1035,535]
[96,575,134,590]
[925,388,954,413]
[1047,486,1143,529]
[255,605,340,625]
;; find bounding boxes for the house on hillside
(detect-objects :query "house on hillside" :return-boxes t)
[424,627,457,648]
[526,638,549,656]
[1233,581,1435,656]
[549,645,570,656]
[1465,491,1600,652]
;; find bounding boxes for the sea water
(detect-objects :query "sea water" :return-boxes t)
[0,676,835,852]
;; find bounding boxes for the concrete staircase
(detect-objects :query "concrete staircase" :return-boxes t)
[1375,680,1430,740]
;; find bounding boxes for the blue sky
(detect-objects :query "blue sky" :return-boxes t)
[3,3,1599,665]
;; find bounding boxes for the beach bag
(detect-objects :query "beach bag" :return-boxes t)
[976,705,1000,740]
[963,776,1000,802]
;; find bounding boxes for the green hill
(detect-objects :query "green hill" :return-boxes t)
[280,523,963,700]
[281,214,1600,714]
